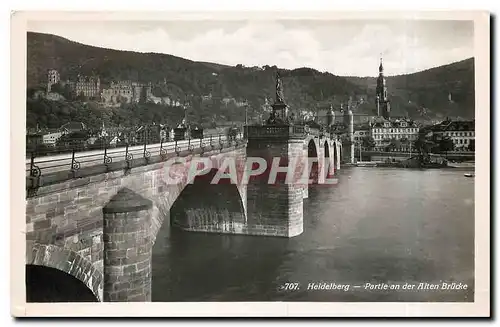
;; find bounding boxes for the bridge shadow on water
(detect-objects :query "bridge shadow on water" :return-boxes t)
[152,223,294,302]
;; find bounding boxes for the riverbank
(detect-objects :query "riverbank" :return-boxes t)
[352,161,475,170]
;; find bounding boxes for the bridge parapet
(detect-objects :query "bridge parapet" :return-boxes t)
[245,125,336,141]
[245,125,307,139]
[26,133,247,198]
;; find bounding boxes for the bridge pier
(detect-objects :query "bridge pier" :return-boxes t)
[245,129,305,238]
[102,188,153,302]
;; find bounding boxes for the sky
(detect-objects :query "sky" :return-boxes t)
[27,19,474,77]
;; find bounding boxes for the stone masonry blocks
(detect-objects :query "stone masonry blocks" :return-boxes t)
[102,188,153,302]
[245,137,305,238]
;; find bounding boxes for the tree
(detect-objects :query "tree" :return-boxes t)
[89,136,108,150]
[386,138,401,151]
[439,136,455,153]
[139,86,148,104]
[56,131,90,150]
[361,136,375,149]
[49,82,64,94]
[76,91,86,102]
[468,139,475,151]
[62,84,76,100]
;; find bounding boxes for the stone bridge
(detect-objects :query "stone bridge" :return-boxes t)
[25,126,342,302]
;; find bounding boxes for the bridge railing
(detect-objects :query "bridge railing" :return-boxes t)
[26,132,246,180]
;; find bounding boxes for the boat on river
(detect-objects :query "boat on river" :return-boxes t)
[464,173,475,178]
[448,161,475,170]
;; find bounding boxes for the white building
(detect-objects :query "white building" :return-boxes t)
[353,124,371,142]
[440,120,475,151]
[371,118,420,149]
[42,131,63,146]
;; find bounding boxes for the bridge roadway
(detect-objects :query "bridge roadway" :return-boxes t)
[26,134,235,176]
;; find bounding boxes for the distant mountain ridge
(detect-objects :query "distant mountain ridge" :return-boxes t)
[26,31,475,121]
[344,58,475,120]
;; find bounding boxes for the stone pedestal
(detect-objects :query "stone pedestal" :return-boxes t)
[102,188,153,302]
[272,102,288,122]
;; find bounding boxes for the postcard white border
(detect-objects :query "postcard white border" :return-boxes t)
[10,10,490,317]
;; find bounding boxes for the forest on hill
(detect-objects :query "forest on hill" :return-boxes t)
[26,32,475,130]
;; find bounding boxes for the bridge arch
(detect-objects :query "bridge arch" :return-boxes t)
[25,242,102,302]
[307,138,320,182]
[169,168,246,233]
[324,140,334,177]
[307,138,318,159]
[324,140,330,159]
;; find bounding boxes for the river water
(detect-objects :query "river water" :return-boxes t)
[151,167,475,302]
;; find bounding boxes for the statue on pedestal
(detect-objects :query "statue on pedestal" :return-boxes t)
[275,71,285,104]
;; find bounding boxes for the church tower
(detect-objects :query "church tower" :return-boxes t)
[376,57,391,119]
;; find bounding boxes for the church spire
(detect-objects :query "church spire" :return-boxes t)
[376,55,390,119]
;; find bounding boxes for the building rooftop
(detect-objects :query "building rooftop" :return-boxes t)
[371,118,417,128]
[59,122,87,131]
[423,119,475,132]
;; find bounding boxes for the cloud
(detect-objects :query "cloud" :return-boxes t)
[28,19,474,76]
